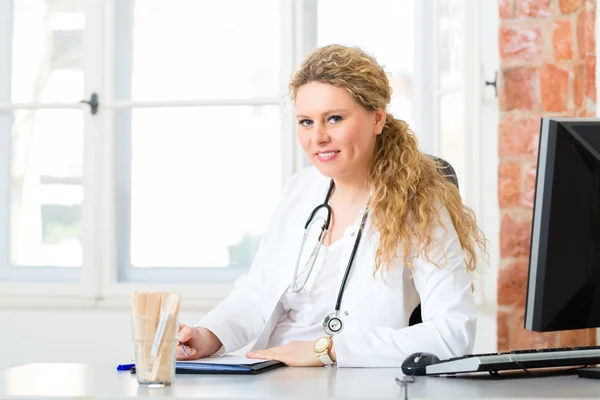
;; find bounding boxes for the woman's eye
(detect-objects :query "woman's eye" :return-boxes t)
[328,115,342,124]
[298,119,313,127]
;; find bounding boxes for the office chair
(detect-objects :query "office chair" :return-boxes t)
[408,155,459,326]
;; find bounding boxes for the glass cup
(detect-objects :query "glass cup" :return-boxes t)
[132,315,178,387]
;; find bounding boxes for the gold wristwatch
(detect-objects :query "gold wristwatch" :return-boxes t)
[313,336,335,366]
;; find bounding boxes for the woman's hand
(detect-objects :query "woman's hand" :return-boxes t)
[176,323,223,360]
[246,340,336,367]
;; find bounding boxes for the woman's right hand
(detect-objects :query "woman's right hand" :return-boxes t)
[176,323,223,360]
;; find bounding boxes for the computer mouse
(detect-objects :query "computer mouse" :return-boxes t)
[401,352,440,376]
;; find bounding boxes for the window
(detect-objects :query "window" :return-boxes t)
[0,0,478,302]
[0,0,85,284]
[111,0,288,283]
[436,0,469,198]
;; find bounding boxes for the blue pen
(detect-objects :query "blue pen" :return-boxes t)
[181,343,189,356]
[116,363,135,371]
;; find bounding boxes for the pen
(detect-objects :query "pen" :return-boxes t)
[116,363,135,371]
[181,343,189,356]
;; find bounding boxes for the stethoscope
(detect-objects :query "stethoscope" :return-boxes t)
[289,179,369,336]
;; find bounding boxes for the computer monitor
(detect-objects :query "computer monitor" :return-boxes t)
[525,117,600,332]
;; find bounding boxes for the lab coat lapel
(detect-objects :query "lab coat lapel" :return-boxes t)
[251,176,332,350]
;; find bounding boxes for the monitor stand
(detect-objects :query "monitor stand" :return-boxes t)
[577,367,600,379]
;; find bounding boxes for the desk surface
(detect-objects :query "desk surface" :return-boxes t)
[1,363,600,399]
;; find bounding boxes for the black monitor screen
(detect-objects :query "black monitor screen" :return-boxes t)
[525,118,600,332]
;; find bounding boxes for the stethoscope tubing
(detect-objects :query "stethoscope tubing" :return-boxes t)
[291,179,368,334]
[334,210,368,312]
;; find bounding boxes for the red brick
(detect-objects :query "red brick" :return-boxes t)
[500,0,597,353]
[574,62,585,107]
[540,64,569,112]
[497,308,511,353]
[587,328,597,345]
[526,129,541,160]
[553,20,573,60]
[499,115,541,158]
[499,163,521,208]
[560,0,583,14]
[576,10,594,58]
[500,68,539,111]
[586,56,596,102]
[522,164,538,209]
[517,0,553,18]
[498,260,529,307]
[500,0,515,18]
[588,328,597,345]
[510,309,559,350]
[499,27,543,63]
[558,329,596,347]
[577,10,585,58]
[577,108,595,117]
[500,213,532,258]
[584,11,596,55]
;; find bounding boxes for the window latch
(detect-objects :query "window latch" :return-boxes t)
[484,71,498,98]
[80,92,99,115]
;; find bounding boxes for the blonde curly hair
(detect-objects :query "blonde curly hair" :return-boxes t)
[289,44,487,275]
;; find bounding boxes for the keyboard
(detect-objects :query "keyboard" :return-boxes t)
[425,345,600,376]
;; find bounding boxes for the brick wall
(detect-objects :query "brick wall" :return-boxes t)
[497,0,597,352]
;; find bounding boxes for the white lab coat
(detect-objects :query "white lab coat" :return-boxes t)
[196,166,477,367]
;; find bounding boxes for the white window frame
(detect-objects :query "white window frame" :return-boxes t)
[415,0,481,207]
[0,0,103,300]
[97,0,304,302]
[0,0,304,306]
[0,0,483,309]
[414,0,438,156]
[414,0,485,303]
[109,1,287,286]
[421,0,484,301]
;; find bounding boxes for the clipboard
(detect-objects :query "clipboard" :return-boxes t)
[176,359,285,375]
[131,360,285,375]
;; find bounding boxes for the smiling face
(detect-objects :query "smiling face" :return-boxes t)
[295,81,385,182]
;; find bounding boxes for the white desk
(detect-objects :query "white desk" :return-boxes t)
[1,363,600,399]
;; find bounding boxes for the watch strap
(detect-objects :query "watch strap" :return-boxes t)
[318,352,335,366]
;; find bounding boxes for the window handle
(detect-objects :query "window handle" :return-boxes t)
[485,71,498,98]
[80,92,99,115]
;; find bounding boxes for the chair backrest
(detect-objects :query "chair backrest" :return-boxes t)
[429,155,459,190]
[408,155,459,326]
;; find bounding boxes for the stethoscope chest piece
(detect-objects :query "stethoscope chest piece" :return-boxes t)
[323,312,343,336]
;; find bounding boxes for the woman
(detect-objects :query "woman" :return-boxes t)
[177,44,486,367]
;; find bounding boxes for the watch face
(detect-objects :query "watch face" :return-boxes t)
[314,337,330,352]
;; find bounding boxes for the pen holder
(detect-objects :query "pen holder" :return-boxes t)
[132,315,177,386]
